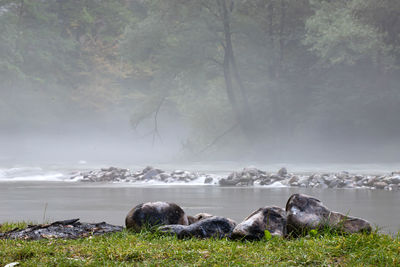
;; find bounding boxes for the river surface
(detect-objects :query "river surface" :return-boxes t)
[1,182,399,234]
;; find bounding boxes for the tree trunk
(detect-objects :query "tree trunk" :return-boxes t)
[268,1,275,77]
[14,0,24,53]
[222,44,242,125]
[218,0,255,140]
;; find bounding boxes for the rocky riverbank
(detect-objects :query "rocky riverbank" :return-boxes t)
[69,166,400,190]
[70,166,214,184]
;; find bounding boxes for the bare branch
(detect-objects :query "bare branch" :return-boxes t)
[197,123,238,154]
[201,1,220,19]
[152,96,166,146]
[207,57,223,66]
[220,41,226,50]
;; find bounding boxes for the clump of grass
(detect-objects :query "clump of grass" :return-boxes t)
[0,222,29,233]
[1,222,399,266]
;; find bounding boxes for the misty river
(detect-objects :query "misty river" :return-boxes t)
[1,162,400,234]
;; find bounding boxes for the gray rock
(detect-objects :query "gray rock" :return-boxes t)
[187,213,214,224]
[227,172,238,180]
[125,202,189,231]
[270,174,283,181]
[337,171,349,179]
[0,219,122,240]
[204,177,213,184]
[388,184,399,191]
[354,175,364,181]
[286,194,372,235]
[188,174,197,180]
[356,180,364,187]
[338,180,354,188]
[143,168,160,180]
[322,175,335,184]
[159,173,171,180]
[289,176,299,184]
[158,216,237,239]
[243,167,260,176]
[219,179,239,186]
[231,206,287,240]
[162,178,171,183]
[298,176,309,184]
[373,181,387,189]
[142,166,154,173]
[366,176,379,187]
[237,177,254,186]
[328,179,339,188]
[278,167,288,177]
[389,176,400,184]
[260,178,273,185]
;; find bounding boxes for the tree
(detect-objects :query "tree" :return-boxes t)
[302,0,400,146]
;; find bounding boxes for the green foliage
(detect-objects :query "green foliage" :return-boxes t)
[309,229,318,238]
[304,0,388,66]
[264,229,272,241]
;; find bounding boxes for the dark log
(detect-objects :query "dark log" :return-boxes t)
[0,219,123,240]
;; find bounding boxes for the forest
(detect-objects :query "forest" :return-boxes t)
[1,0,400,162]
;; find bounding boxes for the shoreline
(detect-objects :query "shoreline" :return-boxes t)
[65,166,400,191]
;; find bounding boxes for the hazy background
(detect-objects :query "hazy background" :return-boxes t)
[1,0,400,165]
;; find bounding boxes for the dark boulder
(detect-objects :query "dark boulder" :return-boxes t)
[204,177,214,184]
[219,178,239,186]
[125,201,189,231]
[142,168,162,180]
[286,194,372,235]
[158,216,237,239]
[231,206,287,240]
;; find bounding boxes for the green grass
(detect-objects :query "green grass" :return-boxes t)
[1,223,400,266]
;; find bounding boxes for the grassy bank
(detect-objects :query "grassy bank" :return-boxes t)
[1,223,399,266]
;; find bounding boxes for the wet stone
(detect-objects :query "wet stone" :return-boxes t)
[278,167,288,177]
[125,201,189,232]
[219,179,239,186]
[389,176,400,184]
[158,216,237,239]
[143,169,160,180]
[286,194,372,235]
[289,176,299,184]
[159,173,171,180]
[0,219,122,240]
[231,206,287,240]
[328,179,339,188]
[374,181,387,189]
[204,177,213,184]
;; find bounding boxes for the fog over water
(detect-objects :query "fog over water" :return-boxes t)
[1,0,400,165]
[1,119,399,167]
